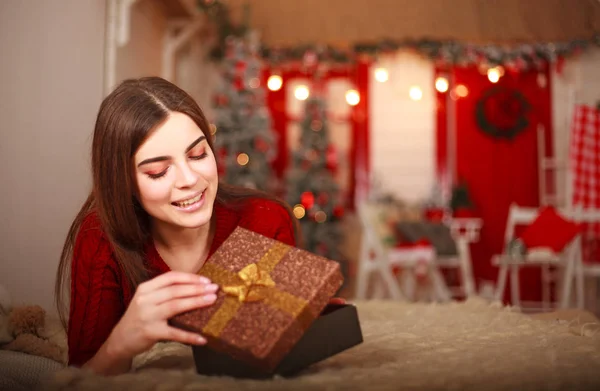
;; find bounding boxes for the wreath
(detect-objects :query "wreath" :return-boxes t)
[475,86,531,140]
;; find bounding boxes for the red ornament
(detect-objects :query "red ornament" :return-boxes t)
[333,206,344,218]
[234,77,244,91]
[235,61,247,75]
[255,138,269,152]
[301,191,315,210]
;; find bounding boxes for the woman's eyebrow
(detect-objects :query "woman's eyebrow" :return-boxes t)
[137,136,207,167]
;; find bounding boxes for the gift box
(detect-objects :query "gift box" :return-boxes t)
[169,226,361,377]
[191,303,363,378]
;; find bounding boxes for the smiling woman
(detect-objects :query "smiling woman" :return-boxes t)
[53,77,304,376]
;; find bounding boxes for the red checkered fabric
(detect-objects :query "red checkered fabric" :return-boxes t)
[570,105,600,263]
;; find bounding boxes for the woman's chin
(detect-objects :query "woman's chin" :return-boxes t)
[173,210,212,229]
[172,200,214,228]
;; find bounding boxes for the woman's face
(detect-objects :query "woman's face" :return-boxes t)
[134,112,218,230]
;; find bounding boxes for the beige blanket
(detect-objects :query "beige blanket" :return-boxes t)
[42,299,600,391]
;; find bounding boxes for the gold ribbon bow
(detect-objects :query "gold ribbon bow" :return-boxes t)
[221,263,275,302]
[198,239,312,339]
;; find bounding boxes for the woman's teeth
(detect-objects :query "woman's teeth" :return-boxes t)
[173,192,202,207]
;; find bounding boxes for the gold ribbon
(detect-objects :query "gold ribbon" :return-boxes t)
[199,242,309,338]
[221,263,275,302]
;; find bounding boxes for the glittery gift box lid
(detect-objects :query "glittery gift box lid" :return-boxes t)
[169,226,344,373]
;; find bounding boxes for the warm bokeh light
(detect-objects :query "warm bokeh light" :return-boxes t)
[374,67,389,82]
[487,67,500,83]
[267,75,282,91]
[249,78,260,89]
[409,86,423,101]
[293,204,306,219]
[455,84,469,98]
[345,89,360,106]
[294,85,310,100]
[435,77,449,93]
[237,153,249,166]
[315,211,327,223]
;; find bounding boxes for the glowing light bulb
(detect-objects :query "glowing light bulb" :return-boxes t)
[315,211,327,223]
[293,204,306,219]
[345,89,360,106]
[409,86,423,101]
[487,67,500,83]
[435,77,449,93]
[249,78,260,89]
[237,153,249,166]
[455,84,469,98]
[267,75,282,91]
[294,85,309,100]
[374,67,389,82]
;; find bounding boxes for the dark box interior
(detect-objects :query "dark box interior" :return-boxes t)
[191,303,363,378]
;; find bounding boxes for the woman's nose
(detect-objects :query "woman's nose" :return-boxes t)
[175,161,199,189]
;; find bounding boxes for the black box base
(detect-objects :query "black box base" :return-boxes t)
[191,303,363,379]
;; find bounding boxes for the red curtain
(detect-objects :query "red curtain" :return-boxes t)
[350,58,371,209]
[437,65,553,303]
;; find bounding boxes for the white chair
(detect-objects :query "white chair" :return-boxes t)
[355,202,476,302]
[570,207,600,312]
[355,202,406,300]
[493,203,584,311]
[441,217,482,299]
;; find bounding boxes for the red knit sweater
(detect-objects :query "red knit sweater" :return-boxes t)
[68,198,296,367]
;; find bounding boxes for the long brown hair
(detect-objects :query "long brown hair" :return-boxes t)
[55,77,299,329]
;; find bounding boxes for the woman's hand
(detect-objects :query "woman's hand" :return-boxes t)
[329,297,346,305]
[105,271,218,361]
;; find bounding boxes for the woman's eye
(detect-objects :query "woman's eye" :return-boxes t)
[147,168,168,180]
[189,152,208,160]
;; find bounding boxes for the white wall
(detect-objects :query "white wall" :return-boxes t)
[115,0,168,84]
[369,52,436,204]
[176,39,220,120]
[0,1,106,312]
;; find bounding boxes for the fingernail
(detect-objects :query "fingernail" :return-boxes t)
[199,276,211,284]
[203,293,217,303]
[196,336,206,345]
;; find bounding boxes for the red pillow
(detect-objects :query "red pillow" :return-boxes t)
[519,206,581,252]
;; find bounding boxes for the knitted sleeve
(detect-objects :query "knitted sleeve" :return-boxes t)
[67,214,125,367]
[239,199,297,247]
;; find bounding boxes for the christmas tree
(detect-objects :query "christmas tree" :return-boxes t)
[212,35,278,191]
[286,96,345,263]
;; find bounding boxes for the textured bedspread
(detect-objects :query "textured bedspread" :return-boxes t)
[40,299,600,391]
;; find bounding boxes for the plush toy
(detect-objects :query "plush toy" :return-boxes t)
[1,304,65,363]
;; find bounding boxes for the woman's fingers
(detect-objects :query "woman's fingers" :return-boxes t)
[154,294,218,320]
[146,283,219,305]
[137,271,211,294]
[162,324,207,346]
